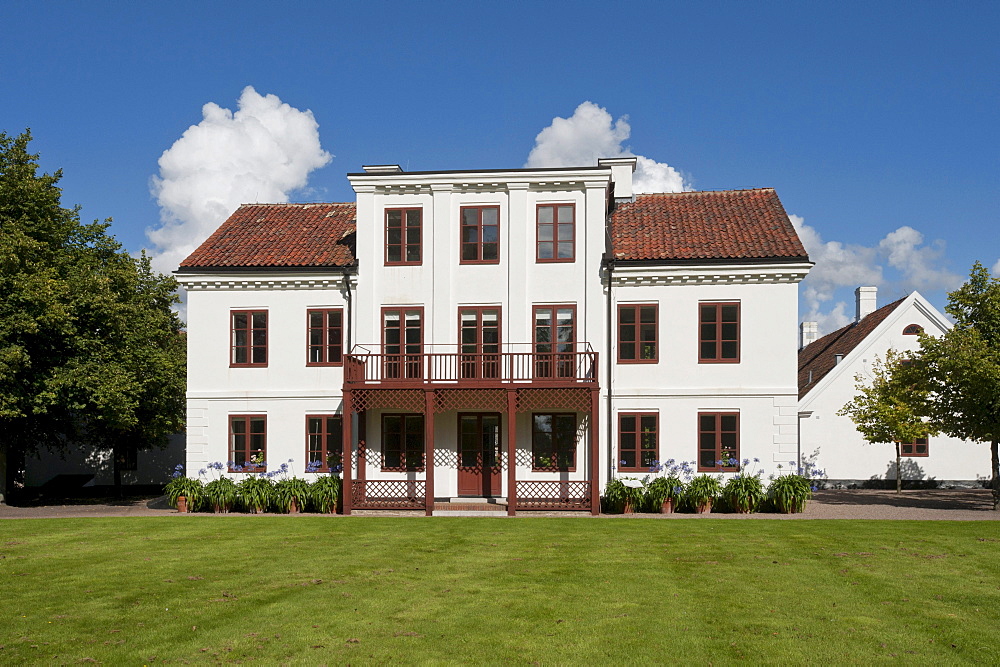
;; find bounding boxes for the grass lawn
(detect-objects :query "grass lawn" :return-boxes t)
[2,518,999,664]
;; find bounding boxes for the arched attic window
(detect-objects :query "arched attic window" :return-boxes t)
[902,324,924,335]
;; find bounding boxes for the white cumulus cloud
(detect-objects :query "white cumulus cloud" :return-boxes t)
[991,258,1000,276]
[524,101,690,193]
[146,86,332,275]
[792,214,962,334]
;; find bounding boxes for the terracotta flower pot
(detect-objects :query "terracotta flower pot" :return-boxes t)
[289,499,301,514]
[660,498,674,514]
[177,496,188,513]
[695,499,712,514]
[623,499,635,514]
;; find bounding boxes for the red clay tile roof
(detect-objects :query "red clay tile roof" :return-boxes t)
[798,297,906,398]
[609,189,808,262]
[179,203,357,269]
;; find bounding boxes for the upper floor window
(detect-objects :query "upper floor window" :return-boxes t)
[699,302,740,363]
[536,204,575,262]
[231,310,267,367]
[307,308,343,366]
[382,307,423,379]
[898,436,929,457]
[460,206,500,264]
[902,324,924,335]
[385,208,422,265]
[618,304,658,363]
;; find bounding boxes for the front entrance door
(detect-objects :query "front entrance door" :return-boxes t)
[457,413,502,497]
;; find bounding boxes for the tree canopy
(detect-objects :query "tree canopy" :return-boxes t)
[0,129,185,496]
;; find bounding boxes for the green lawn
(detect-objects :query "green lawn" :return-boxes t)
[1,518,999,664]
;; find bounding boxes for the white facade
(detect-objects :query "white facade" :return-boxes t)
[177,159,812,512]
[798,290,989,486]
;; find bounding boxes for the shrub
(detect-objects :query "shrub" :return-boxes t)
[237,475,275,513]
[164,473,205,511]
[682,474,722,511]
[603,478,646,513]
[646,475,684,508]
[203,477,238,513]
[768,473,812,513]
[310,475,342,513]
[720,459,766,513]
[274,477,311,513]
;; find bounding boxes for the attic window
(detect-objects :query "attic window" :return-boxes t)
[903,324,923,335]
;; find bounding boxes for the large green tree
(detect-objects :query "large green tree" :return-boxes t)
[838,349,937,493]
[0,130,185,498]
[915,262,1000,508]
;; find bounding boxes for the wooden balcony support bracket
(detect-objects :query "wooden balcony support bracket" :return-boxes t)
[341,389,353,516]
[424,389,435,517]
[506,388,517,517]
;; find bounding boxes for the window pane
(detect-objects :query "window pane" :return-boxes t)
[619,414,636,432]
[557,242,573,258]
[721,414,737,431]
[721,342,738,359]
[482,225,498,243]
[557,206,573,223]
[232,312,247,329]
[462,245,478,261]
[701,342,716,359]
[640,307,656,323]
[701,305,717,322]
[619,308,636,324]
[483,243,499,260]
[619,343,635,360]
[252,312,266,328]
[538,224,553,241]
[558,224,574,241]
[721,305,738,322]
[462,208,478,226]
[482,208,498,225]
[538,242,554,258]
[538,207,553,224]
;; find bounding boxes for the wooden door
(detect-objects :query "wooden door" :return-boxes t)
[457,413,502,497]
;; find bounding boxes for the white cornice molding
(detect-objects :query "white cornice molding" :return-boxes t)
[176,275,346,291]
[611,262,813,286]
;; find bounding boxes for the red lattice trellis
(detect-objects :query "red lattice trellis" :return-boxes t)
[433,389,508,413]
[350,389,425,413]
[514,481,591,510]
[516,387,592,413]
[352,480,426,509]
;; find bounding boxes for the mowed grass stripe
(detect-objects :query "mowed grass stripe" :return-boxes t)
[1,518,998,664]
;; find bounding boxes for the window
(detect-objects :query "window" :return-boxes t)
[618,304,658,363]
[114,444,138,472]
[536,204,575,262]
[899,437,929,457]
[618,413,658,472]
[459,307,501,379]
[533,305,576,378]
[382,414,425,471]
[385,208,422,265]
[699,302,740,363]
[903,324,924,335]
[306,309,343,366]
[460,206,500,263]
[306,415,343,471]
[698,412,739,472]
[230,415,266,471]
[382,307,423,379]
[231,310,267,366]
[532,413,577,471]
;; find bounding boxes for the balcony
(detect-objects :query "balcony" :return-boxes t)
[344,343,598,387]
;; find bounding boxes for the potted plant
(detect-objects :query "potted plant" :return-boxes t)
[165,474,204,513]
[684,474,722,513]
[647,475,683,513]
[720,459,766,513]
[237,475,275,513]
[767,473,812,513]
[274,476,311,513]
[204,476,238,513]
[309,474,342,514]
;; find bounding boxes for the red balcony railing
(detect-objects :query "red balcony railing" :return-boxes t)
[344,343,597,386]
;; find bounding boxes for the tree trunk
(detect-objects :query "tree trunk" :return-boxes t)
[991,440,999,510]
[895,442,902,495]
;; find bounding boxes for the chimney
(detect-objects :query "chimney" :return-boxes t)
[855,286,877,322]
[598,157,637,202]
[800,321,818,349]
[362,164,403,174]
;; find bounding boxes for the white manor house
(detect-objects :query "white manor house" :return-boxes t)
[176,158,814,514]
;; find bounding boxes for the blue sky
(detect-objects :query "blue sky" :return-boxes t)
[3,0,997,331]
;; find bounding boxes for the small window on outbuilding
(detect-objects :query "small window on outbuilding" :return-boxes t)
[902,324,923,335]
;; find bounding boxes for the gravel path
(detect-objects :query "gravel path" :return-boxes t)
[1,489,997,520]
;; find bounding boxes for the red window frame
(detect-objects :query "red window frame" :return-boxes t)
[460,206,500,264]
[532,304,577,379]
[459,306,502,379]
[231,310,267,367]
[902,324,924,335]
[306,308,344,366]
[229,415,267,472]
[699,302,740,363]
[899,437,929,457]
[531,413,577,472]
[385,208,422,265]
[618,412,658,472]
[381,414,425,472]
[536,204,575,263]
[618,304,658,363]
[306,414,343,472]
[697,412,739,472]
[381,306,424,379]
